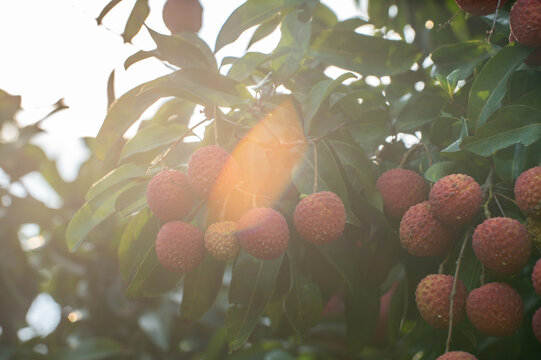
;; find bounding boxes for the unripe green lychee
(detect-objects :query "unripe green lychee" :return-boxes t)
[436,351,478,360]
[455,0,508,15]
[204,221,239,261]
[375,168,428,219]
[514,166,541,218]
[472,217,531,276]
[293,191,346,244]
[163,0,202,34]
[146,169,196,222]
[415,274,467,329]
[429,174,482,227]
[533,307,541,343]
[532,258,541,296]
[510,0,541,47]
[466,282,523,337]
[156,221,205,273]
[237,207,289,260]
[187,145,239,198]
[399,202,454,257]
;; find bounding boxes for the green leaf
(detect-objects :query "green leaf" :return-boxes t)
[309,30,422,76]
[227,52,269,82]
[120,123,188,161]
[270,11,311,84]
[494,144,528,184]
[430,40,499,79]
[316,239,357,291]
[94,69,252,161]
[115,182,148,217]
[118,208,153,281]
[96,0,123,25]
[53,338,123,360]
[122,0,150,43]
[468,43,532,129]
[424,161,461,183]
[395,90,447,132]
[441,118,469,153]
[302,73,356,133]
[248,14,281,48]
[85,163,146,201]
[181,254,225,320]
[344,283,380,352]
[226,250,283,351]
[215,0,304,53]
[461,105,541,156]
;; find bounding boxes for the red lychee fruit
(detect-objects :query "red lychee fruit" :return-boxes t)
[156,221,205,273]
[375,168,428,219]
[455,0,509,15]
[293,191,346,244]
[466,282,523,337]
[163,0,203,34]
[533,307,541,343]
[399,201,454,257]
[429,174,482,227]
[415,274,468,329]
[472,217,531,276]
[510,0,541,47]
[204,221,239,261]
[187,145,239,198]
[237,207,289,260]
[514,166,541,218]
[437,351,478,360]
[509,32,541,65]
[146,169,196,222]
[532,258,541,296]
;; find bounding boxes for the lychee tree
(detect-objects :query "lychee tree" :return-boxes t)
[60,0,541,359]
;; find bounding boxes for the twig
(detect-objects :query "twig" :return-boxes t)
[438,9,463,31]
[495,192,518,206]
[493,194,506,217]
[486,0,502,43]
[445,229,471,353]
[398,142,432,168]
[483,185,493,219]
[438,250,453,274]
[312,141,319,193]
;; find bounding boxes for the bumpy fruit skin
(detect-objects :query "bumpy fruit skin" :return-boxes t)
[237,208,289,260]
[293,191,346,244]
[436,351,478,360]
[204,221,239,261]
[509,32,541,65]
[415,274,467,329]
[400,202,454,257]
[514,167,541,218]
[146,169,195,222]
[429,174,482,227]
[466,282,523,337]
[472,217,531,276]
[163,0,202,34]
[375,168,428,219]
[510,0,541,47]
[533,307,541,343]
[455,0,508,15]
[156,221,204,273]
[187,145,239,198]
[532,258,541,296]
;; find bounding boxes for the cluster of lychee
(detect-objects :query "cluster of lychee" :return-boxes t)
[376,165,541,355]
[146,144,347,274]
[454,0,541,65]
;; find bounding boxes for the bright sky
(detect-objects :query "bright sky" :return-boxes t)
[0,0,365,183]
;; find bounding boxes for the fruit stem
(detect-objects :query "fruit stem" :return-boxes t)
[445,228,471,353]
[312,140,319,193]
[438,250,452,274]
[437,9,463,32]
[493,194,507,217]
[486,0,502,43]
[481,168,494,219]
[398,142,432,168]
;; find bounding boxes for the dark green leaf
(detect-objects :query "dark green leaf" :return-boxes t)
[468,43,532,129]
[395,90,447,132]
[345,283,380,352]
[122,0,150,43]
[226,250,283,351]
[53,338,122,360]
[430,40,499,79]
[494,144,528,184]
[424,161,461,183]
[309,30,422,76]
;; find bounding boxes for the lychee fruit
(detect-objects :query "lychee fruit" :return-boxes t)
[187,145,239,198]
[532,258,541,296]
[399,201,455,257]
[436,351,478,360]
[204,221,239,261]
[533,307,541,343]
[509,32,541,65]
[375,168,428,219]
[237,207,289,260]
[415,274,468,329]
[472,217,531,276]
[510,0,541,48]
[293,191,346,244]
[514,166,541,218]
[429,174,482,227]
[163,0,203,34]
[156,221,205,273]
[466,282,523,337]
[455,0,509,15]
[146,169,196,222]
